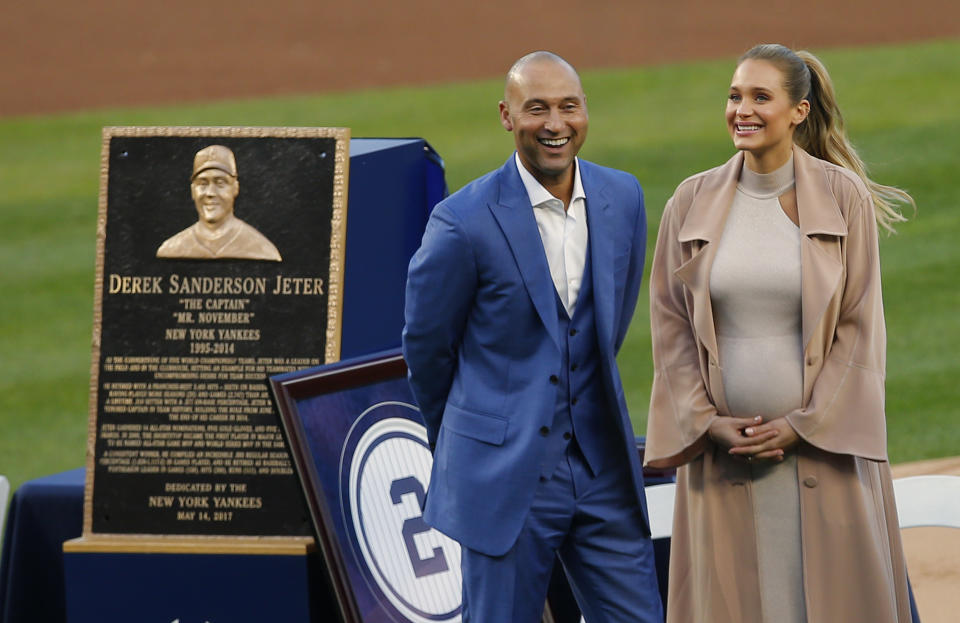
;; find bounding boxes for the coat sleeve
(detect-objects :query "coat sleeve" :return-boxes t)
[785,191,889,460]
[402,201,478,448]
[644,192,720,468]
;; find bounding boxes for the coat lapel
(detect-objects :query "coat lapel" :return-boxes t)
[794,145,847,350]
[672,146,848,367]
[488,157,561,349]
[673,153,742,364]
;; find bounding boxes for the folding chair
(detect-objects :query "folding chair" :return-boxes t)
[644,482,677,540]
[0,475,9,540]
[893,475,960,529]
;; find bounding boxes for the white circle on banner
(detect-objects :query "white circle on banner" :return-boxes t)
[347,409,462,622]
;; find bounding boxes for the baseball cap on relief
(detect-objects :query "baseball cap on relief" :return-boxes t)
[192,145,238,179]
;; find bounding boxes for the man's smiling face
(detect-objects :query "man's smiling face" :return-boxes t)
[191,168,239,227]
[499,57,588,187]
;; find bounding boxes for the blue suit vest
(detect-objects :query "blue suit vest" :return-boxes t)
[539,243,622,479]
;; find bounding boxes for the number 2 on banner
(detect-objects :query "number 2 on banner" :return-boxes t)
[391,476,450,578]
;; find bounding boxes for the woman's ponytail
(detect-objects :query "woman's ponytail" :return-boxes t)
[739,44,915,233]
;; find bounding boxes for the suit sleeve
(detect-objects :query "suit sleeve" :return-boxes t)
[402,201,478,448]
[613,177,647,353]
[644,191,720,468]
[785,191,889,460]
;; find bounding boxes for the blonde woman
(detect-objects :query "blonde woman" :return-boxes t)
[644,44,915,622]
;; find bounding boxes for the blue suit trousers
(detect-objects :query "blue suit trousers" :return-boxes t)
[461,442,663,623]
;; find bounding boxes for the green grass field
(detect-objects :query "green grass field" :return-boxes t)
[1,39,957,492]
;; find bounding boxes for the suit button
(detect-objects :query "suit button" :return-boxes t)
[570,363,578,372]
[806,355,818,367]
[571,397,579,406]
[569,328,578,337]
[563,432,572,440]
[549,375,559,385]
[803,476,818,488]
[540,426,550,436]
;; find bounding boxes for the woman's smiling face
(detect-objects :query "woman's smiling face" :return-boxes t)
[726,58,809,171]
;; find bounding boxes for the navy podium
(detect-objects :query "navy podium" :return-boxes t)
[339,138,446,359]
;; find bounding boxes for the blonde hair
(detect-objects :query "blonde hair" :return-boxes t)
[739,44,915,233]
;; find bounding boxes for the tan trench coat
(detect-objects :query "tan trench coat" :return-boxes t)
[644,145,912,623]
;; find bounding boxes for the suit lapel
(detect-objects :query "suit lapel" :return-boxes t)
[489,157,561,349]
[583,164,615,353]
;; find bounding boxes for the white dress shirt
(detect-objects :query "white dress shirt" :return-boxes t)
[515,154,588,316]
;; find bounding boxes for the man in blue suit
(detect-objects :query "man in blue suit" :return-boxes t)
[403,51,662,622]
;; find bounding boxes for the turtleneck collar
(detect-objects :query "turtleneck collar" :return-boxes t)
[738,152,795,199]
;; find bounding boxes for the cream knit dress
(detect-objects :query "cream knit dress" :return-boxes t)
[709,154,806,623]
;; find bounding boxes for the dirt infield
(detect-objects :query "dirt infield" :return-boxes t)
[1,0,957,117]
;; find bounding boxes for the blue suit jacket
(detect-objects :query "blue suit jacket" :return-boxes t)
[403,155,650,556]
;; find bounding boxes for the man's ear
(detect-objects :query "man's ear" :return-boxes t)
[499,101,513,132]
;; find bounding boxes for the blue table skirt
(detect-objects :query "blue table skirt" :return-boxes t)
[0,468,85,623]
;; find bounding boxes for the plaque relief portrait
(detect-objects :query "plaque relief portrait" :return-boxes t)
[157,144,282,261]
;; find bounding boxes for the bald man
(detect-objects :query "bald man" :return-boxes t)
[403,52,663,622]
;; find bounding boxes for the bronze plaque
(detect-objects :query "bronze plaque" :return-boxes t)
[83,127,349,538]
